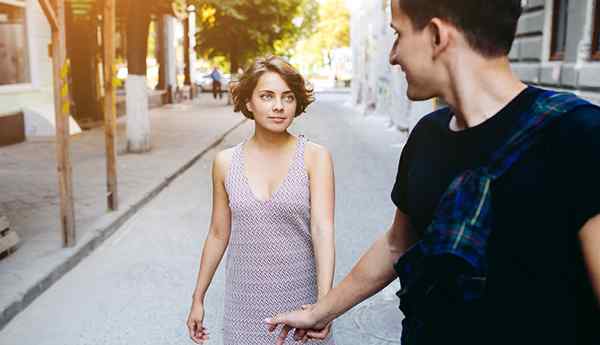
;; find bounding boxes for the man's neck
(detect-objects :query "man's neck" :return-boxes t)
[442,54,527,131]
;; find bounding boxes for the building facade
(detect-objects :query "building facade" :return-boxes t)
[350,0,600,135]
[0,0,196,147]
[0,0,57,145]
[511,0,600,105]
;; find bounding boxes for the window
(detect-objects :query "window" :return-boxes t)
[592,0,600,60]
[0,1,30,86]
[550,0,569,61]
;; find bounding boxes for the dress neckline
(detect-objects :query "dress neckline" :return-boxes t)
[240,136,303,202]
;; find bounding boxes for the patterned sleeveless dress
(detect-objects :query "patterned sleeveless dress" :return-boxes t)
[223,135,335,345]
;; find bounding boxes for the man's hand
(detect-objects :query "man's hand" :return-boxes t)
[265,305,328,345]
[295,304,332,342]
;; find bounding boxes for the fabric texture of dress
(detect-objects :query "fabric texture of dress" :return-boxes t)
[223,135,335,345]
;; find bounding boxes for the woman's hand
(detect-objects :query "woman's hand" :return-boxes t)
[187,302,209,344]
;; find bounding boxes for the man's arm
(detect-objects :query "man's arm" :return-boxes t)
[266,208,417,344]
[580,214,600,303]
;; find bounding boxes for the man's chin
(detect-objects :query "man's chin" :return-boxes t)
[406,92,433,102]
[406,86,437,102]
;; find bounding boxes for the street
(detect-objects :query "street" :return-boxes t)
[0,93,407,345]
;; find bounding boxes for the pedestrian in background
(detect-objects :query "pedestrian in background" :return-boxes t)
[266,1,600,344]
[187,56,336,345]
[210,66,223,100]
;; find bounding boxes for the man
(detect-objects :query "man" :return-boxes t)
[210,66,222,100]
[266,1,600,344]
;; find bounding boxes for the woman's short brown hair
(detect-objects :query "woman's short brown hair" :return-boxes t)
[230,56,314,119]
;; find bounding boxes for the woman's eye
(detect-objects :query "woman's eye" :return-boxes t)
[260,94,273,101]
[285,95,295,103]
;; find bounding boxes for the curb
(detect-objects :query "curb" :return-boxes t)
[0,119,247,331]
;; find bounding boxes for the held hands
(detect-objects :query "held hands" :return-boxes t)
[265,304,331,345]
[187,302,209,344]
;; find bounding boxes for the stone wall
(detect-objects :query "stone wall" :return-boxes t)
[511,0,600,104]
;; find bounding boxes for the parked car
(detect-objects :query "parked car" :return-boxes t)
[195,73,231,92]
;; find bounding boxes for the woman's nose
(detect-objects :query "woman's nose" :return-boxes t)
[273,97,284,111]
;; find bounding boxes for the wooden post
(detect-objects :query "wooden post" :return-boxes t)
[156,16,167,91]
[183,15,193,100]
[103,0,118,211]
[41,0,76,247]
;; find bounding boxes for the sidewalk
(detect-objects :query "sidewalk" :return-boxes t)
[0,94,246,330]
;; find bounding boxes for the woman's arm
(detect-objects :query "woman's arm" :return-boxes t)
[307,144,336,300]
[187,150,232,343]
[191,150,232,303]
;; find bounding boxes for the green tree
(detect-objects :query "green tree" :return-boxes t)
[192,0,318,73]
[290,0,350,74]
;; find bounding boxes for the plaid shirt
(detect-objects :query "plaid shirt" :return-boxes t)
[394,91,590,344]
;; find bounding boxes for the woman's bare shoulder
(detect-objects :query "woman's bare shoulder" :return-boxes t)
[304,140,332,171]
[213,146,237,179]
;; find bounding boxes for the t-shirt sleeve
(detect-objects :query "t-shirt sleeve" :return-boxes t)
[569,105,600,230]
[391,131,415,212]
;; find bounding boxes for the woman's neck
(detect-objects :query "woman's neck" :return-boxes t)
[249,126,295,152]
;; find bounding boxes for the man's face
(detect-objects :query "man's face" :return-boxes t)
[389,0,440,101]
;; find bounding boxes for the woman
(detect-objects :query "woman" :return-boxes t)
[186,56,336,345]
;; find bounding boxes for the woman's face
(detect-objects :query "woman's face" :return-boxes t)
[246,72,297,133]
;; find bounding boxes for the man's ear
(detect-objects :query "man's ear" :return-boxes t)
[429,17,450,59]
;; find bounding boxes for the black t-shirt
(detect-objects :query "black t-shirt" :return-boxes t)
[392,86,600,344]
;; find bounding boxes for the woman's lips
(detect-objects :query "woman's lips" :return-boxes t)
[268,116,287,123]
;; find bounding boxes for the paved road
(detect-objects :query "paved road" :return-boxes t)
[0,93,408,345]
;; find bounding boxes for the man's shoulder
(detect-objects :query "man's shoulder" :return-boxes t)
[532,87,600,128]
[553,99,600,136]
[543,98,600,157]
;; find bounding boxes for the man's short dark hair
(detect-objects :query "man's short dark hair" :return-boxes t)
[399,0,523,57]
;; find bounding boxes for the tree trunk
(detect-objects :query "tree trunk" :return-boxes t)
[228,50,239,106]
[126,0,151,153]
[66,2,101,126]
[230,52,239,77]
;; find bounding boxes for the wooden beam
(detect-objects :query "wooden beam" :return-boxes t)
[103,0,119,211]
[38,0,59,32]
[51,0,76,247]
[183,16,191,87]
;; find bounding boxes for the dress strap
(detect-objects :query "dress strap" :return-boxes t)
[226,141,245,187]
[293,135,307,171]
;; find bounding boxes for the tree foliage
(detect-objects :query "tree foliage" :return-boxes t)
[191,0,318,73]
[290,0,350,74]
